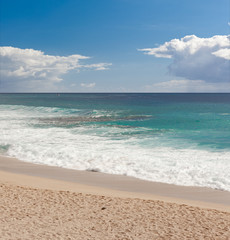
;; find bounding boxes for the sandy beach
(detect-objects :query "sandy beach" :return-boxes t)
[1,155,230,239]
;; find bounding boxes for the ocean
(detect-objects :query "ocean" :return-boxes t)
[0,93,230,191]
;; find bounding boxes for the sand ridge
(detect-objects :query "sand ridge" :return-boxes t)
[1,182,230,240]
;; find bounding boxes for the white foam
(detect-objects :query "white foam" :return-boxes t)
[1,104,230,191]
[220,113,230,116]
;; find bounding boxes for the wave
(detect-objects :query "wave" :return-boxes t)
[0,104,82,116]
[1,124,230,191]
[1,103,230,191]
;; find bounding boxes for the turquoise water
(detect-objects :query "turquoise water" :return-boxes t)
[0,93,230,190]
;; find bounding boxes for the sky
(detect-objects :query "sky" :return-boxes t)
[0,0,229,92]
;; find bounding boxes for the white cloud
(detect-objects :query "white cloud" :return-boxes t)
[144,79,230,93]
[212,48,230,60]
[0,46,111,91]
[83,64,110,71]
[80,82,96,88]
[139,35,230,83]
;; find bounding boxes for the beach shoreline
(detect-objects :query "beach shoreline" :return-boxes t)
[1,155,230,212]
[1,155,230,239]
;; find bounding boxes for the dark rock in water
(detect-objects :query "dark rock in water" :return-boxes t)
[86,168,99,172]
[37,115,152,127]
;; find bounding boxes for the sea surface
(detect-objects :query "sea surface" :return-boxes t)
[0,93,230,191]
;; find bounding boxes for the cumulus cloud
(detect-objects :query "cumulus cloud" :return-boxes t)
[139,35,230,83]
[80,82,96,88]
[0,46,111,91]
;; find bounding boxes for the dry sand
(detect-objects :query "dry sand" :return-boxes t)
[1,155,230,239]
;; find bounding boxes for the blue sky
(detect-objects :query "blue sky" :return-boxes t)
[0,0,229,92]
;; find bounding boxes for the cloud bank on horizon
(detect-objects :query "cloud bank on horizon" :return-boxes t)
[80,82,96,88]
[139,35,230,87]
[0,46,111,91]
